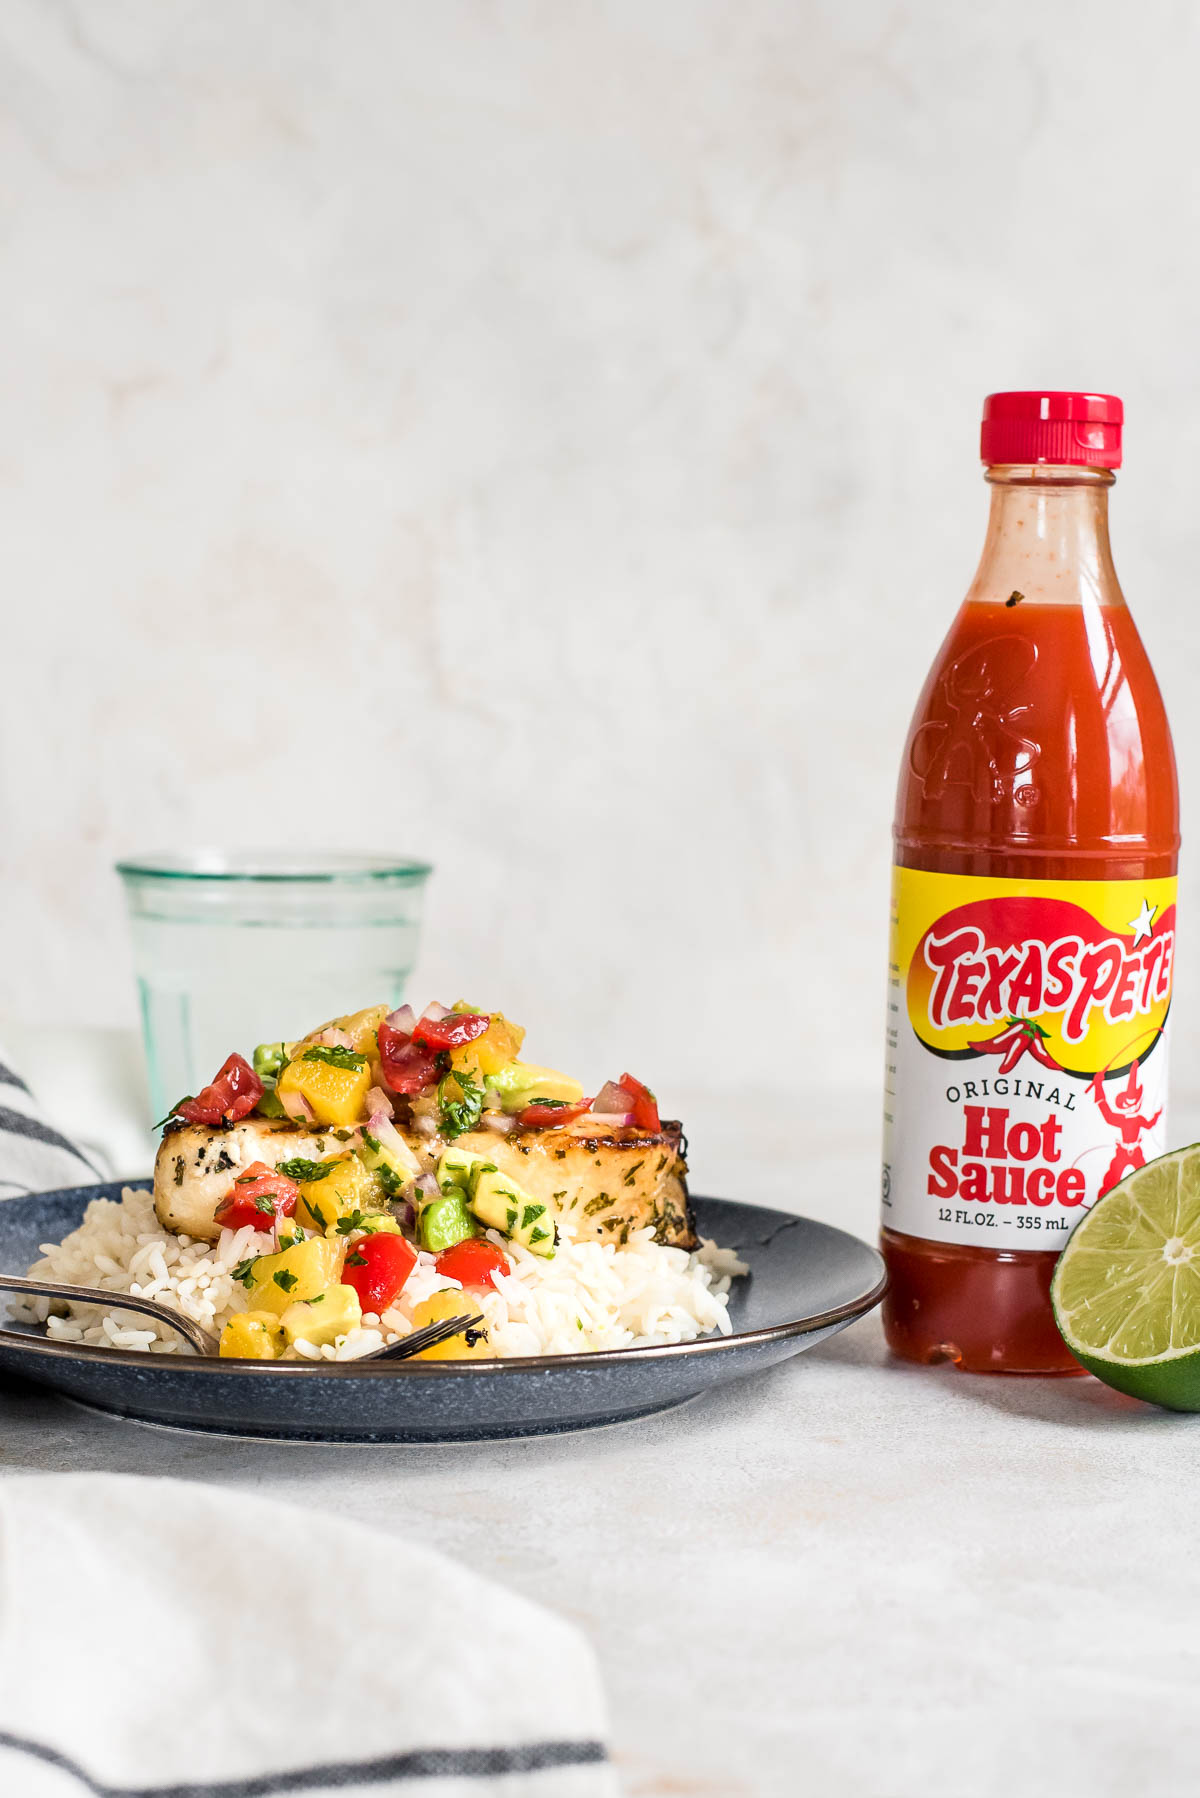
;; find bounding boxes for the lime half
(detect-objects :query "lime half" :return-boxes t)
[1052,1144,1200,1409]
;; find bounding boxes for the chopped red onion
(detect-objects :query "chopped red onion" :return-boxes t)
[592,1079,634,1115]
[420,1001,449,1023]
[480,1110,518,1135]
[411,1112,439,1140]
[416,1172,440,1200]
[365,1111,422,1176]
[279,1088,316,1124]
[365,1085,394,1121]
[583,1108,634,1128]
[314,1027,354,1049]
[385,1005,416,1036]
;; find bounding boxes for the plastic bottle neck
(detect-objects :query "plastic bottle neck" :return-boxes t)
[966,464,1124,610]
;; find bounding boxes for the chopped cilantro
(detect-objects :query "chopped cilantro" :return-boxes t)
[154,1096,194,1129]
[335,1209,370,1236]
[521,1204,546,1229]
[437,1069,484,1140]
[301,1044,367,1071]
[309,1293,325,1303]
[345,1248,368,1268]
[273,1269,299,1293]
[232,1258,258,1289]
[277,1158,337,1182]
[253,1195,276,1216]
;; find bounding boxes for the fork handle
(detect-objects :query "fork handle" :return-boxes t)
[0,1272,217,1356]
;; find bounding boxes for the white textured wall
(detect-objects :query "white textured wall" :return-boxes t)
[2,1,1197,1104]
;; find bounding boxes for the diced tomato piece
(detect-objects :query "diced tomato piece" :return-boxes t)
[517,1099,593,1130]
[341,1232,419,1316]
[413,1011,491,1050]
[176,1054,263,1127]
[378,1021,443,1095]
[618,1072,661,1133]
[213,1161,299,1232]
[434,1238,511,1289]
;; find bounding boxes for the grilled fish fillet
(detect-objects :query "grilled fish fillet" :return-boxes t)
[454,1120,694,1248]
[154,1118,345,1239]
[154,1116,694,1249]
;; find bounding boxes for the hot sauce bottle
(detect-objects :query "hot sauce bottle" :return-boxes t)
[881,392,1179,1373]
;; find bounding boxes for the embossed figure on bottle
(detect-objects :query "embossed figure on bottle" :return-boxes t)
[909,638,1040,804]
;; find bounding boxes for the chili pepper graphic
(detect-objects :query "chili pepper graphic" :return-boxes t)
[968,1017,1061,1074]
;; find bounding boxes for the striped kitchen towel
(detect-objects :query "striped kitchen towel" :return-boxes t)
[0,1049,106,1198]
[0,1472,618,1797]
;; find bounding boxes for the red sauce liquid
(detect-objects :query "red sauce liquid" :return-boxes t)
[883,553,1178,1372]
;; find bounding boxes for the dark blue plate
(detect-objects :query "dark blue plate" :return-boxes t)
[0,1183,885,1441]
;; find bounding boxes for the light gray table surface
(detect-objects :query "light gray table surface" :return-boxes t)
[2,1086,1197,1797]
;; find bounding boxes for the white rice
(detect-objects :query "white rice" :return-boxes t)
[12,1185,747,1360]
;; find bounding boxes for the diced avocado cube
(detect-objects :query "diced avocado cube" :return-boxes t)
[252,1041,290,1080]
[280,1283,363,1349]
[253,1083,289,1119]
[469,1169,556,1258]
[418,1191,480,1253]
[437,1145,485,1191]
[486,1063,584,1115]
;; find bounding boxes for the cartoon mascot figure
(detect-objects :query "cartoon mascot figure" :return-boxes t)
[1090,1059,1162,1195]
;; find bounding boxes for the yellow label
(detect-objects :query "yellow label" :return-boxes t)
[882,869,1176,1250]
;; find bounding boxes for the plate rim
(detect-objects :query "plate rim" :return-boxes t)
[0,1187,887,1380]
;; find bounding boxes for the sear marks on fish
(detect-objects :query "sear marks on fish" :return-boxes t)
[454,1119,694,1248]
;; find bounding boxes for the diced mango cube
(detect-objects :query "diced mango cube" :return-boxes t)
[219,1310,285,1359]
[303,1004,389,1057]
[450,1007,524,1077]
[277,1050,371,1127]
[409,1289,493,1359]
[280,1283,363,1349]
[297,1154,385,1231]
[244,1236,344,1316]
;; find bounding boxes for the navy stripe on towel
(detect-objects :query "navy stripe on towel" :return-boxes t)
[0,1105,102,1178]
[0,1732,609,1795]
[0,1060,30,1093]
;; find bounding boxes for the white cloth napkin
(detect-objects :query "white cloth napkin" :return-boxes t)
[0,1472,617,1797]
[0,1050,107,1197]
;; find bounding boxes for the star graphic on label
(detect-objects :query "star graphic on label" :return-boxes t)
[1128,898,1157,946]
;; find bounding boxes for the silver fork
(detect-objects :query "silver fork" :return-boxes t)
[0,1273,483,1363]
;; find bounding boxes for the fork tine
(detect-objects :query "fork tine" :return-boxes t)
[369,1313,484,1361]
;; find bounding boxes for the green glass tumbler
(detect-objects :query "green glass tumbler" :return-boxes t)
[116,852,431,1124]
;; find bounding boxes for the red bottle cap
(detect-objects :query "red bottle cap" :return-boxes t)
[980,391,1123,469]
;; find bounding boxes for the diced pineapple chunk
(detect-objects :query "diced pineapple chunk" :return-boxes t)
[280,1283,363,1348]
[219,1311,286,1360]
[244,1236,344,1316]
[277,1049,372,1126]
[297,1153,385,1231]
[408,1289,493,1359]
